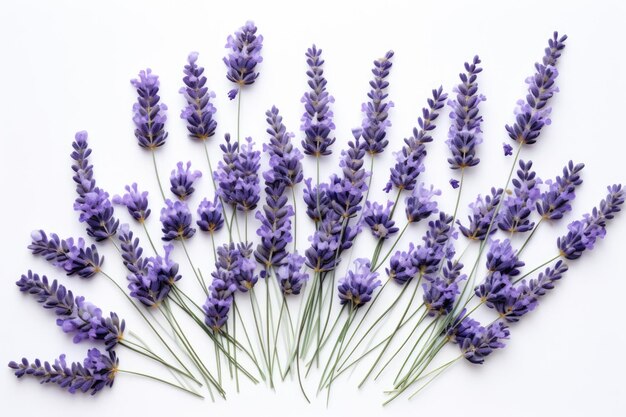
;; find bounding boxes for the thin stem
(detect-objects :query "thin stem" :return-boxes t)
[291,186,298,251]
[513,254,561,284]
[236,89,242,145]
[180,239,208,297]
[373,222,409,272]
[151,150,166,202]
[518,217,543,256]
[118,369,204,399]
[141,221,158,255]
[202,140,232,233]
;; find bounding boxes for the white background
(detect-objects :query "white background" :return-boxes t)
[1,0,625,415]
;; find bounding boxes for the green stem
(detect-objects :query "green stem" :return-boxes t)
[118,369,204,399]
[141,221,158,254]
[291,186,298,251]
[518,217,543,256]
[373,222,409,272]
[151,149,166,202]
[180,239,208,297]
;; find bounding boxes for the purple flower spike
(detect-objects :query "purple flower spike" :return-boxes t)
[557,184,624,259]
[180,52,217,140]
[486,239,525,276]
[385,87,447,192]
[301,45,336,156]
[265,106,304,187]
[224,21,263,99]
[537,160,584,220]
[71,131,95,197]
[303,178,330,222]
[387,244,418,285]
[16,271,124,350]
[74,188,119,242]
[170,161,202,201]
[131,69,168,149]
[506,32,567,145]
[9,349,118,395]
[276,253,309,295]
[338,259,381,308]
[118,224,148,275]
[411,213,457,279]
[498,160,541,233]
[203,277,236,332]
[328,135,369,218]
[305,211,361,272]
[458,187,504,241]
[160,199,196,241]
[423,259,466,317]
[215,135,261,212]
[363,201,399,240]
[113,183,151,222]
[197,197,224,233]
[29,231,103,279]
[447,314,510,364]
[446,56,485,170]
[405,183,441,223]
[361,51,395,155]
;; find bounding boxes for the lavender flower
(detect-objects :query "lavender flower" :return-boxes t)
[224,21,263,100]
[387,244,418,285]
[180,52,217,140]
[458,187,503,241]
[160,199,196,241]
[506,32,567,145]
[492,260,568,322]
[74,188,119,241]
[29,231,103,279]
[327,134,369,219]
[305,211,360,272]
[126,243,181,307]
[446,56,485,170]
[557,185,624,259]
[113,183,151,222]
[361,51,394,155]
[503,143,513,156]
[498,160,541,233]
[9,348,118,395]
[196,197,224,233]
[70,131,95,197]
[302,178,330,222]
[423,260,466,317]
[460,321,510,364]
[337,259,381,308]
[170,161,202,200]
[215,243,257,292]
[449,179,460,189]
[203,277,236,332]
[412,213,456,278]
[265,106,304,187]
[536,160,584,220]
[363,201,399,240]
[301,45,336,156]
[385,87,447,192]
[275,253,309,295]
[215,135,261,212]
[16,271,124,350]
[131,69,168,149]
[485,239,525,277]
[118,225,148,275]
[405,183,441,223]
[474,271,511,308]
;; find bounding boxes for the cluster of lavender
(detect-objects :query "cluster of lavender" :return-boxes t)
[29,230,103,278]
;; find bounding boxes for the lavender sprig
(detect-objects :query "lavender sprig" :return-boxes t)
[8,349,118,395]
[131,69,168,149]
[361,51,394,155]
[113,183,151,223]
[29,231,103,279]
[160,199,196,241]
[337,259,381,308]
[385,87,447,192]
[224,21,263,100]
[497,160,541,233]
[301,45,336,156]
[536,160,584,220]
[16,271,124,350]
[458,187,504,241]
[215,135,261,212]
[180,52,217,140]
[276,253,309,295]
[446,56,485,170]
[505,32,567,145]
[170,161,202,201]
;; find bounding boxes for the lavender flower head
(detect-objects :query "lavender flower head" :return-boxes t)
[363,201,399,240]
[16,271,124,350]
[275,253,309,295]
[498,160,541,233]
[131,69,168,149]
[224,21,263,100]
[215,135,261,212]
[338,259,381,308]
[557,184,624,259]
[160,199,196,241]
[29,231,103,279]
[203,277,236,332]
[361,51,395,155]
[9,348,118,395]
[301,45,336,156]
[180,52,217,140]
[265,106,304,187]
[446,56,485,170]
[302,178,329,223]
[387,244,418,285]
[506,32,567,145]
[196,197,224,233]
[405,183,441,223]
[458,187,503,241]
[537,160,584,221]
[423,260,466,317]
[446,313,510,364]
[71,131,95,197]
[412,212,457,278]
[170,161,202,200]
[113,183,151,222]
[486,239,525,277]
[385,87,447,192]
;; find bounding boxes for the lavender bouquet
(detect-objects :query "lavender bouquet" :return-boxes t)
[8,24,624,408]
